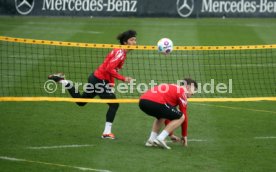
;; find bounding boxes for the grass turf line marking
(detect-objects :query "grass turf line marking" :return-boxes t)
[26,144,94,150]
[167,139,207,143]
[188,139,208,142]
[0,156,111,172]
[254,136,276,139]
[198,103,276,114]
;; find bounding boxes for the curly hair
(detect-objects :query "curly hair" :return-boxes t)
[117,30,137,45]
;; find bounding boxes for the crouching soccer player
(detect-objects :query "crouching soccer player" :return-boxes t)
[139,78,197,149]
[48,30,137,139]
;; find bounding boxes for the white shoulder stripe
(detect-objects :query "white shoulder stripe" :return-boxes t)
[111,50,124,62]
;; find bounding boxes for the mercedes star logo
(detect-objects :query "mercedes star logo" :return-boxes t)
[176,0,194,18]
[15,0,35,15]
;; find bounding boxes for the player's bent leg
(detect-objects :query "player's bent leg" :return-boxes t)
[48,73,85,106]
[67,87,98,106]
[164,115,184,134]
[139,100,173,148]
[155,108,184,149]
[67,86,86,106]
[67,75,98,106]
[145,119,164,147]
[48,72,97,106]
[154,116,184,150]
[152,118,165,134]
[48,72,65,82]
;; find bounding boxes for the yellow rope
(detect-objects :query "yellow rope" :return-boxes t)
[1,36,276,51]
[0,97,275,103]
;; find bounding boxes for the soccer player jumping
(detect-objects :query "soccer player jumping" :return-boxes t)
[139,78,197,149]
[48,30,137,139]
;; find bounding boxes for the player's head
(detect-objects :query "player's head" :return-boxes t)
[181,78,198,98]
[117,30,137,45]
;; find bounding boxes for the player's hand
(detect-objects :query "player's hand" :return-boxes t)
[170,135,181,142]
[115,68,121,72]
[124,77,133,83]
[181,136,188,147]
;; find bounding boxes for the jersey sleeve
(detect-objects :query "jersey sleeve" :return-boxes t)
[116,60,125,70]
[105,50,126,81]
[181,109,188,137]
[178,91,188,137]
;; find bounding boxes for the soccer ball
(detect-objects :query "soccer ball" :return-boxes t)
[157,38,173,54]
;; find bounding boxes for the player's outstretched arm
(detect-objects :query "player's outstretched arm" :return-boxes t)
[124,76,133,83]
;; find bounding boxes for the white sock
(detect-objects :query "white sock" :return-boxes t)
[157,130,169,141]
[148,131,158,141]
[59,79,70,87]
[103,122,112,134]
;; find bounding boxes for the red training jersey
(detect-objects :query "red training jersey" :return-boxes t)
[94,48,127,85]
[140,84,188,137]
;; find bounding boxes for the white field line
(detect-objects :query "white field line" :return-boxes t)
[188,139,208,142]
[254,136,276,139]
[166,137,276,142]
[166,139,208,143]
[26,144,94,150]
[197,103,276,114]
[0,156,111,172]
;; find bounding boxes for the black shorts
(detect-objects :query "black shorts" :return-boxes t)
[139,99,183,120]
[87,74,115,97]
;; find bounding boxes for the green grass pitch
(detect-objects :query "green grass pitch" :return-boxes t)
[0,17,276,172]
